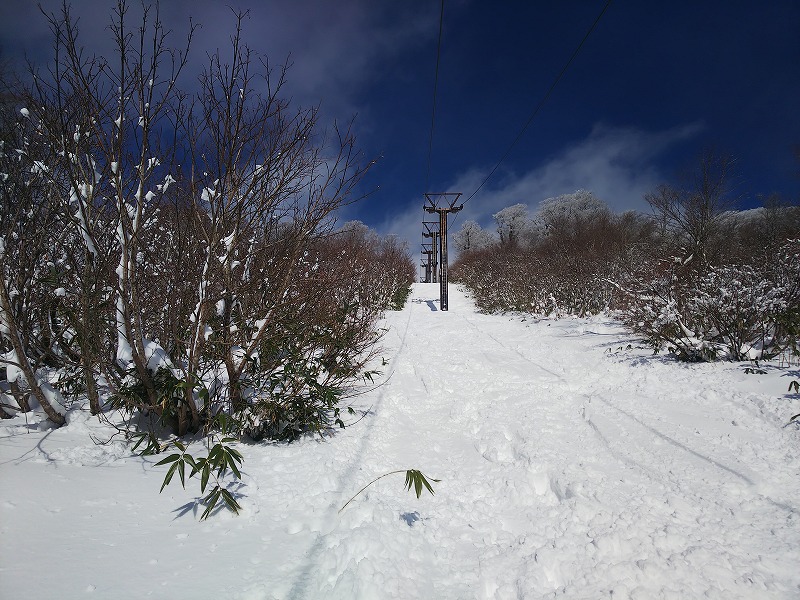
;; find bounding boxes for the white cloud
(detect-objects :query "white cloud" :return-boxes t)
[379,122,704,252]
[2,1,437,123]
[164,0,438,119]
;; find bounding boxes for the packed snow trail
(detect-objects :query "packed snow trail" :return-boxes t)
[1,284,799,599]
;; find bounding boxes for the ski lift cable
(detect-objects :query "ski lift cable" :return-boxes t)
[462,0,613,207]
[424,0,446,193]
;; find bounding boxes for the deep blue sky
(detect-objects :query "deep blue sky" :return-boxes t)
[2,0,798,247]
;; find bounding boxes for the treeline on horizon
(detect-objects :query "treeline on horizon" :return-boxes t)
[451,153,800,363]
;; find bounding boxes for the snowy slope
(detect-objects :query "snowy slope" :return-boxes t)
[2,283,799,599]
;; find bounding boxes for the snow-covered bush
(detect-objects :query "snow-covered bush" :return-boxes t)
[613,152,800,361]
[453,167,799,365]
[618,240,800,361]
[452,195,656,317]
[0,4,389,444]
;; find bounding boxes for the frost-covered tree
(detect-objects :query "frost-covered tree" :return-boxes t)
[493,203,531,247]
[613,153,799,362]
[536,189,610,235]
[452,220,494,254]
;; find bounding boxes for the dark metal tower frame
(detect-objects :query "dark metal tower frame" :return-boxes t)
[423,193,462,311]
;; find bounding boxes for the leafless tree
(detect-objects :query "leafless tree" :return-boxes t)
[171,12,374,434]
[2,2,377,436]
[646,151,739,268]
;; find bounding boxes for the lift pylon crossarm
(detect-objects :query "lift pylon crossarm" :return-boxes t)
[423,221,439,236]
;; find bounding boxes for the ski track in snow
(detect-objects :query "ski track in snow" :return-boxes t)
[1,284,799,599]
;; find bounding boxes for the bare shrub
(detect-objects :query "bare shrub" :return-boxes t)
[2,2,382,441]
[452,194,658,317]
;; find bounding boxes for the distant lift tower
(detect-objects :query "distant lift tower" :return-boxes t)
[422,221,439,283]
[423,193,462,311]
[421,243,434,283]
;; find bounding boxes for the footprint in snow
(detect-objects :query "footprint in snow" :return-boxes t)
[400,511,421,526]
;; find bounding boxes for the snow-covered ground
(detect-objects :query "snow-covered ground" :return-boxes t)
[2,284,799,599]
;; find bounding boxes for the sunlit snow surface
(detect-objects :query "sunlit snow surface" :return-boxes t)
[2,284,799,599]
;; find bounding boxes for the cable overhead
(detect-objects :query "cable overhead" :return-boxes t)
[464,0,613,204]
[424,0,446,191]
